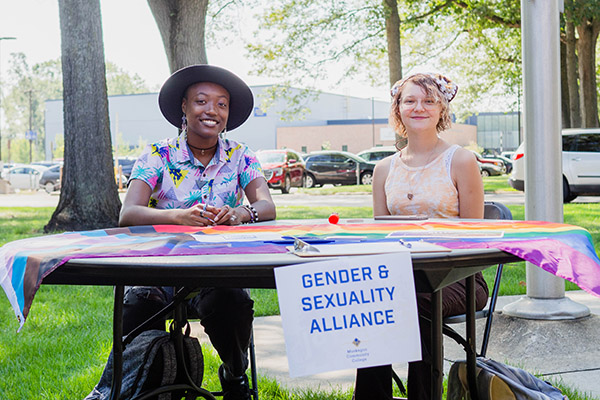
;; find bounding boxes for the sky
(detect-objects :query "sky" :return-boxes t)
[0,0,389,100]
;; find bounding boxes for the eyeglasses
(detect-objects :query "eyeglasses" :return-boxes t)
[399,97,440,110]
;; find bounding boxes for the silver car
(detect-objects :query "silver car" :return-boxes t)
[356,146,398,162]
[509,128,600,202]
[5,165,47,190]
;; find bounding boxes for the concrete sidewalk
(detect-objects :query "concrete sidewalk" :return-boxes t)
[193,290,600,398]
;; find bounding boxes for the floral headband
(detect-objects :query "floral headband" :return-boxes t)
[390,73,458,103]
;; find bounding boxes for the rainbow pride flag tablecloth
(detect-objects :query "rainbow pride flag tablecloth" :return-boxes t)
[1,219,599,331]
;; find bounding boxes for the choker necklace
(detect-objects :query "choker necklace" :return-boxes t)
[187,141,218,155]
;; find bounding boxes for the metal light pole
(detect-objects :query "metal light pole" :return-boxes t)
[371,97,375,147]
[503,0,589,320]
[0,36,17,163]
[26,89,33,163]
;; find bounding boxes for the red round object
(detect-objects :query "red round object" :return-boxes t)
[328,213,340,224]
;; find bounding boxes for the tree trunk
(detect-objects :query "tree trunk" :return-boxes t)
[560,41,571,128]
[576,18,600,128]
[148,0,209,72]
[46,0,121,232]
[383,0,402,87]
[565,10,581,128]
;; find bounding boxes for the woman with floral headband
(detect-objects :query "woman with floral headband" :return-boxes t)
[353,73,486,400]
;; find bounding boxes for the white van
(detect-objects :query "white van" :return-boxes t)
[509,128,600,202]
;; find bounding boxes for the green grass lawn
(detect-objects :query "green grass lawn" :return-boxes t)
[0,207,52,244]
[481,175,520,193]
[1,202,599,399]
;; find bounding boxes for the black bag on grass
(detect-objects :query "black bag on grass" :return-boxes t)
[84,329,203,400]
[447,357,567,400]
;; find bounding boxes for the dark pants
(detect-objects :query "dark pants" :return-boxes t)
[353,273,489,400]
[123,286,254,377]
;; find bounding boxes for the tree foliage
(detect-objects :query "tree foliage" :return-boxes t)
[244,0,525,118]
[1,55,62,163]
[1,54,150,164]
[243,0,391,119]
[247,0,387,92]
[245,0,599,124]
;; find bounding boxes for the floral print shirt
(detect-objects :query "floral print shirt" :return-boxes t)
[129,134,265,210]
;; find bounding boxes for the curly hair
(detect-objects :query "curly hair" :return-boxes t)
[389,73,453,148]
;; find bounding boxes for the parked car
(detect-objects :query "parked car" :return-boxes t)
[483,154,513,174]
[39,164,63,193]
[303,150,376,187]
[471,151,506,176]
[115,157,137,179]
[1,163,22,179]
[500,151,515,160]
[256,149,306,193]
[32,161,60,168]
[509,128,600,202]
[356,146,397,162]
[5,165,47,190]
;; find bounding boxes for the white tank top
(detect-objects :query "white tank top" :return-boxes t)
[385,144,460,218]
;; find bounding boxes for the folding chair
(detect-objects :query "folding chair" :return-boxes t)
[442,201,513,357]
[207,289,259,400]
[123,286,259,400]
[183,288,260,400]
[391,201,513,399]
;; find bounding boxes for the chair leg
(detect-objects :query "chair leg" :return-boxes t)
[465,275,479,400]
[248,330,259,400]
[480,264,503,357]
[391,368,407,398]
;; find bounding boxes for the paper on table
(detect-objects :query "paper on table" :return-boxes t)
[191,232,284,243]
[387,230,505,239]
[289,241,450,257]
[374,214,429,221]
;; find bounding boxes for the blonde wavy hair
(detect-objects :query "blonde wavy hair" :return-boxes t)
[389,73,454,148]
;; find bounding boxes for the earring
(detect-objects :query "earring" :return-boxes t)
[220,127,227,139]
[181,115,187,132]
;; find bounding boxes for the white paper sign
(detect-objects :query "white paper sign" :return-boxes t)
[274,252,421,377]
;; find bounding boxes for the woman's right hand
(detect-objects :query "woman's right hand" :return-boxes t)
[178,203,217,226]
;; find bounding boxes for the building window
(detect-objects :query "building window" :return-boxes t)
[342,145,348,151]
[301,146,307,153]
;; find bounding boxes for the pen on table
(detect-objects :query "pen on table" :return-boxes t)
[399,239,412,249]
[266,237,334,244]
[199,201,216,224]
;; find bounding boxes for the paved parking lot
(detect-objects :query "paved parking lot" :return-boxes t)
[0,188,598,208]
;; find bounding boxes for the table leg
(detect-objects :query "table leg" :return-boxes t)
[466,275,479,400]
[431,290,443,399]
[109,285,124,400]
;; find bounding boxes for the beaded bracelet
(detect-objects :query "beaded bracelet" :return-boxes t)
[241,204,259,223]
[246,204,259,223]
[241,205,253,224]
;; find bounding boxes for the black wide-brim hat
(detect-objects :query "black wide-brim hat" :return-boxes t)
[158,64,254,131]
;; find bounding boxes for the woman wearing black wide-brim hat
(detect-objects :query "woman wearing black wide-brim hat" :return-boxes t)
[122,64,275,228]
[86,65,274,400]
